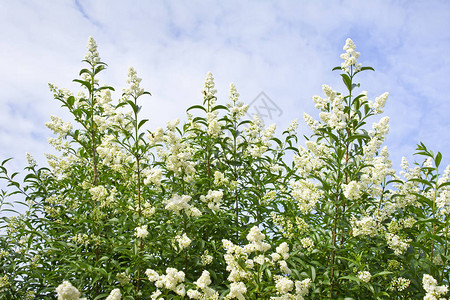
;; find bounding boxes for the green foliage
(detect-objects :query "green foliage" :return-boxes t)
[0,38,449,299]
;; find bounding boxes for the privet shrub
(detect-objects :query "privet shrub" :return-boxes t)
[0,38,449,299]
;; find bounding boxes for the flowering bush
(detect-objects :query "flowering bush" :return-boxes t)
[0,37,449,299]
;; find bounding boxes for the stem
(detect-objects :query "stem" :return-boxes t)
[331,68,354,298]
[431,166,439,263]
[89,64,100,295]
[133,96,143,292]
[184,218,188,271]
[330,198,339,298]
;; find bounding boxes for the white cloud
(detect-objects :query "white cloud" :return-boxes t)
[1,0,449,175]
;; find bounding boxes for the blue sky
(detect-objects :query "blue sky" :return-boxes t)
[1,0,450,173]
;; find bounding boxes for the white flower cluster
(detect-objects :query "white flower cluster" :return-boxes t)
[147,127,164,146]
[92,186,115,208]
[202,72,217,102]
[422,274,448,299]
[342,181,362,200]
[290,179,323,213]
[389,277,410,292]
[243,115,276,158]
[368,92,389,114]
[263,190,277,204]
[225,282,247,300]
[165,194,201,217]
[123,67,144,98]
[381,161,422,219]
[146,268,186,297]
[217,244,246,274]
[363,117,390,159]
[226,83,249,121]
[300,238,314,252]
[56,281,85,300]
[134,225,148,239]
[85,36,100,66]
[141,202,156,218]
[174,233,191,251]
[105,288,122,300]
[287,118,299,134]
[89,185,108,202]
[26,153,37,168]
[293,141,328,177]
[436,166,450,215]
[317,86,347,130]
[270,212,298,239]
[275,276,294,294]
[340,38,362,73]
[222,226,311,300]
[270,277,312,300]
[357,271,371,283]
[143,168,162,186]
[200,190,224,211]
[385,233,411,255]
[303,112,321,133]
[97,135,132,170]
[45,153,74,177]
[222,230,262,283]
[201,250,213,266]
[244,226,272,253]
[387,217,416,234]
[206,111,221,137]
[159,121,196,182]
[214,171,229,186]
[46,115,73,137]
[93,115,109,132]
[351,216,378,237]
[187,270,219,299]
[360,146,395,198]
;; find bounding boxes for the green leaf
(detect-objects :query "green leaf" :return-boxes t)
[73,79,91,91]
[138,119,149,130]
[372,271,392,278]
[360,66,375,72]
[435,152,442,168]
[187,105,207,112]
[341,74,352,92]
[339,275,362,283]
[79,68,92,76]
[211,104,228,111]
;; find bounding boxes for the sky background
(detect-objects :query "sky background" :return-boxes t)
[1,0,450,179]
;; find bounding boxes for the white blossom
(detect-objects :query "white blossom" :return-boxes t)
[175,233,191,250]
[300,238,314,251]
[105,289,122,300]
[423,274,448,299]
[226,282,247,300]
[357,271,371,283]
[386,233,411,255]
[143,168,162,186]
[275,276,294,294]
[85,36,100,65]
[56,281,81,300]
[340,38,362,73]
[342,181,362,200]
[134,225,148,239]
[124,67,144,98]
[351,216,378,237]
[200,190,224,211]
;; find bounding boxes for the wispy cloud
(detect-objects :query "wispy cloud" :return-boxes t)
[74,0,101,28]
[1,0,449,172]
